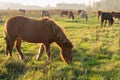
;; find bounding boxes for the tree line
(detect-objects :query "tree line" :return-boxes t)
[92,0,120,11]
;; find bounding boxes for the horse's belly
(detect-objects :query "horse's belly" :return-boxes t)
[20,34,52,43]
[22,38,42,43]
[20,35,43,43]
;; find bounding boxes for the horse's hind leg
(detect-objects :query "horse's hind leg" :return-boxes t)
[104,20,107,27]
[16,38,25,60]
[108,20,111,27]
[101,20,104,27]
[4,37,14,57]
[36,43,44,61]
[4,37,10,56]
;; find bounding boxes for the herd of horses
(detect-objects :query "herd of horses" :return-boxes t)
[3,9,120,64]
[98,11,120,27]
[60,10,88,21]
[41,10,120,27]
[41,10,88,21]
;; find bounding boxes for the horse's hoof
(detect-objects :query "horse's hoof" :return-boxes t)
[20,56,26,61]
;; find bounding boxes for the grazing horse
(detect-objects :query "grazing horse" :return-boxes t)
[79,10,88,21]
[101,12,114,27]
[4,16,73,64]
[68,11,74,20]
[111,12,120,23]
[41,10,50,18]
[19,9,26,14]
[61,10,68,16]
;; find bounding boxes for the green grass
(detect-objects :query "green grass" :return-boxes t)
[0,10,120,80]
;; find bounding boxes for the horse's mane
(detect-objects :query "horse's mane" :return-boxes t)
[41,18,73,48]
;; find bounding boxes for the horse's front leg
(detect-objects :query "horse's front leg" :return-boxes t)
[36,43,44,60]
[45,44,51,62]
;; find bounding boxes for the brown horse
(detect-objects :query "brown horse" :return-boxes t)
[68,11,74,20]
[4,16,73,64]
[78,10,83,14]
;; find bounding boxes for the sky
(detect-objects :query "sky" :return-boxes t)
[0,0,100,7]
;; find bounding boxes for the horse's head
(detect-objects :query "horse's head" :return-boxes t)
[60,39,73,64]
[51,20,73,64]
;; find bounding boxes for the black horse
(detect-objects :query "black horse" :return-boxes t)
[101,12,114,27]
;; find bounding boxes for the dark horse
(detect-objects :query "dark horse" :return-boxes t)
[101,12,114,27]
[41,10,50,18]
[4,16,73,64]
[19,9,26,14]
[68,11,74,20]
[61,10,68,16]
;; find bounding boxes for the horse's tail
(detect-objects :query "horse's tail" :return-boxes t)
[3,30,7,40]
[3,30,11,47]
[3,29,12,56]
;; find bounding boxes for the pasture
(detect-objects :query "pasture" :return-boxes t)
[0,9,120,80]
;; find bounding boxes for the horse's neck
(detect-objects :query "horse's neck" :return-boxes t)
[55,40,64,49]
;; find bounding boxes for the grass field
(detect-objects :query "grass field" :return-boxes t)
[0,9,120,80]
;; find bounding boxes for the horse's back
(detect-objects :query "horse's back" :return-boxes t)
[5,16,54,43]
[101,12,113,20]
[81,11,88,17]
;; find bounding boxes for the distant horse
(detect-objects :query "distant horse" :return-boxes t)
[4,16,73,64]
[98,11,102,21]
[68,11,74,20]
[78,10,83,14]
[79,10,88,21]
[41,10,50,18]
[111,12,120,23]
[61,10,68,16]
[101,12,114,27]
[19,9,26,14]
